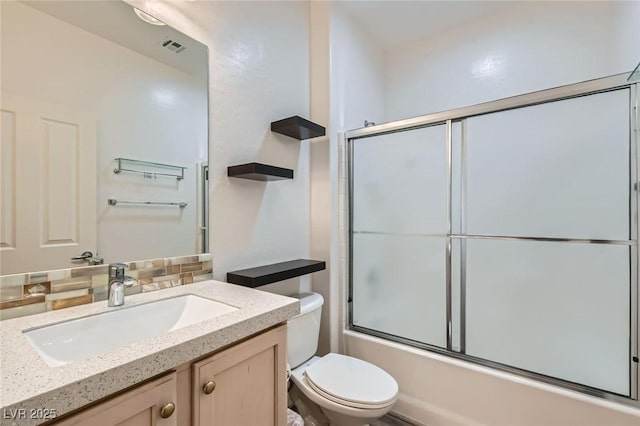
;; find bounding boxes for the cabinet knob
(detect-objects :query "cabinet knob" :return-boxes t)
[203,380,216,394]
[160,402,175,418]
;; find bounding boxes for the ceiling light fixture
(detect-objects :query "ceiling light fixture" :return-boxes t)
[133,7,166,26]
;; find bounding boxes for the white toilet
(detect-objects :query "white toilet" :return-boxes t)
[287,293,398,426]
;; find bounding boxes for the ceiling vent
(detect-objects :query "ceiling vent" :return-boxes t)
[162,40,186,53]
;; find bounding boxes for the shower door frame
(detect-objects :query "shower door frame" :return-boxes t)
[345,72,639,406]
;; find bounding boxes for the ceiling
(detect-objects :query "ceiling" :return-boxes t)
[22,1,526,75]
[22,0,207,79]
[338,0,524,50]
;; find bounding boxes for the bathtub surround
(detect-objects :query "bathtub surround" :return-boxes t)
[0,253,212,321]
[310,2,640,425]
[346,82,633,394]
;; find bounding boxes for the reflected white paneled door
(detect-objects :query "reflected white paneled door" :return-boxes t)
[465,239,630,395]
[464,89,630,240]
[352,125,447,347]
[0,94,97,274]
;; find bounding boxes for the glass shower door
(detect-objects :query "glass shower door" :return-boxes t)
[460,89,632,395]
[348,78,637,400]
[351,124,448,347]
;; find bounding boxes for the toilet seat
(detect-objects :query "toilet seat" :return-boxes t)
[305,376,393,409]
[303,353,398,409]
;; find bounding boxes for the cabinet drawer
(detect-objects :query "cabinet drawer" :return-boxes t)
[51,372,177,426]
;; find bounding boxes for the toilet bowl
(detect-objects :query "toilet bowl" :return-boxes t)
[287,293,398,426]
[290,355,398,426]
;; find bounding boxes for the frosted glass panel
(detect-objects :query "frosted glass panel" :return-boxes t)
[352,234,446,347]
[353,125,447,234]
[465,89,630,240]
[465,239,630,395]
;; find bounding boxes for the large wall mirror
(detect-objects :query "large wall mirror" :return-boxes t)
[1,1,209,275]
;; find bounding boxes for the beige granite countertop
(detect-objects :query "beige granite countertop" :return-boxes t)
[0,280,299,425]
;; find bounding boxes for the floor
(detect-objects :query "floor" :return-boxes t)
[371,413,421,426]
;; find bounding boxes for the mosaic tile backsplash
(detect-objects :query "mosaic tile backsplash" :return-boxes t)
[0,254,212,321]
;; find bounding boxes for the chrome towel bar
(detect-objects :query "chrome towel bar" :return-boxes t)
[107,199,187,208]
[113,158,186,181]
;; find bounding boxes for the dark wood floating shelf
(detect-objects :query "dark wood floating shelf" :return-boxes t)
[271,116,326,140]
[228,162,293,181]
[227,259,326,288]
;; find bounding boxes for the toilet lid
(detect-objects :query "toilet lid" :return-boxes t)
[305,375,394,409]
[304,353,398,408]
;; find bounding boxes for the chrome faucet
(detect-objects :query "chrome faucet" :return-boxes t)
[108,263,135,307]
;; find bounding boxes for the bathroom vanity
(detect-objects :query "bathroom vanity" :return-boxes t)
[50,325,286,425]
[0,281,298,426]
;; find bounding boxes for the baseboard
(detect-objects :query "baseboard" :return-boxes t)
[387,410,425,425]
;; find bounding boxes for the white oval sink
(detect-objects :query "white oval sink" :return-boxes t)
[23,295,239,367]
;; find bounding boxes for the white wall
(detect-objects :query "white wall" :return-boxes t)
[307,3,387,355]
[309,0,334,355]
[328,1,640,424]
[610,0,640,74]
[383,1,637,121]
[330,4,386,131]
[127,0,312,295]
[1,1,207,264]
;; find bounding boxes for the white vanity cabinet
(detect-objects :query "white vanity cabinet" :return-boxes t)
[48,324,287,426]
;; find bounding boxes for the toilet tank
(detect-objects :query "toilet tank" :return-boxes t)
[287,292,324,369]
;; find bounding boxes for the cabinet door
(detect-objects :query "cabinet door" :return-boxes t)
[51,373,177,426]
[192,325,287,426]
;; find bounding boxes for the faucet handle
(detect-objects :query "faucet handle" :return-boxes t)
[123,275,136,287]
[109,263,128,278]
